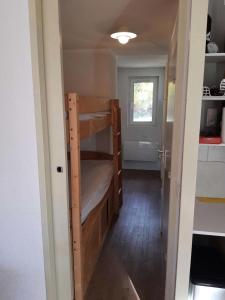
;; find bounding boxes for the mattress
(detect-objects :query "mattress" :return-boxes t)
[81,160,114,223]
[79,112,111,121]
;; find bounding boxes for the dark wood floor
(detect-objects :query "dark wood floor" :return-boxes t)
[86,170,165,300]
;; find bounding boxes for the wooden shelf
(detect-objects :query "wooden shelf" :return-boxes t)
[202,96,225,101]
[193,197,225,237]
[205,53,225,63]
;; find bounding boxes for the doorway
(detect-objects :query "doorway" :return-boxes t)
[59,0,176,299]
[118,68,165,171]
[38,0,209,299]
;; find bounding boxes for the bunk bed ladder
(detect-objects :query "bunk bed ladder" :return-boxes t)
[66,93,83,300]
[111,99,123,214]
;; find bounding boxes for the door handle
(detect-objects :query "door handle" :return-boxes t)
[157,150,164,154]
[157,150,164,159]
[157,149,170,159]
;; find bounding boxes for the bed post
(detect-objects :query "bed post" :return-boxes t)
[111,99,123,215]
[66,93,83,300]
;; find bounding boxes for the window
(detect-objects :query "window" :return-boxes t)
[129,77,158,125]
[133,82,154,122]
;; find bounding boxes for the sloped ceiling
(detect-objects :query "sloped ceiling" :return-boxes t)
[60,0,178,55]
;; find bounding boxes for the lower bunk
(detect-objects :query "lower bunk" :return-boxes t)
[82,180,114,292]
[70,151,118,298]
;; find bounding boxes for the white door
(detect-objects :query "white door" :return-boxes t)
[161,1,208,300]
[160,23,177,254]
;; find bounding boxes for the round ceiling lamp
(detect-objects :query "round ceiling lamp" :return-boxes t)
[110,31,137,45]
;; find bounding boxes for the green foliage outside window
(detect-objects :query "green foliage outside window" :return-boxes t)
[133,82,153,122]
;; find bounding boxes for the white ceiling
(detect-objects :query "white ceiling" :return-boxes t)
[60,0,178,56]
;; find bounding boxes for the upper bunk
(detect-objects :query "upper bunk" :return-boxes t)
[65,93,120,140]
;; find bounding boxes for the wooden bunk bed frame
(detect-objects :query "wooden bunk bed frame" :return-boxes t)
[65,93,122,299]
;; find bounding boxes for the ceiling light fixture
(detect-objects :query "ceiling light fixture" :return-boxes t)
[111,31,137,45]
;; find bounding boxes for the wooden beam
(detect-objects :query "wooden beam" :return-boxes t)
[64,94,70,144]
[67,93,83,300]
[111,100,123,214]
[80,151,113,161]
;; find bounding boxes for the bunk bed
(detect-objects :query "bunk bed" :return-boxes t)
[65,93,122,299]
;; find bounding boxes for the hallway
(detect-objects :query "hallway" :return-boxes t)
[86,170,165,300]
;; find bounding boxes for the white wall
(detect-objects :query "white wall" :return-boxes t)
[63,49,117,152]
[0,1,46,299]
[118,67,165,170]
[63,49,117,97]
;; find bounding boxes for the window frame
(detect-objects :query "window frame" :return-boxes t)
[128,76,158,127]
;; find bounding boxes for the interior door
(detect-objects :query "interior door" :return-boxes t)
[160,6,188,300]
[161,1,208,299]
[160,24,177,252]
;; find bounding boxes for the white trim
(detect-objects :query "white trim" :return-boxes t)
[28,0,57,298]
[42,0,74,298]
[28,0,73,299]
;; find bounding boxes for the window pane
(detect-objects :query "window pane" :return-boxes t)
[133,82,154,122]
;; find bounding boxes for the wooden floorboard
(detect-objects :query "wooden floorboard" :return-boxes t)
[86,170,165,300]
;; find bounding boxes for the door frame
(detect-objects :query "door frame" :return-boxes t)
[28,0,73,299]
[165,0,208,299]
[28,0,208,299]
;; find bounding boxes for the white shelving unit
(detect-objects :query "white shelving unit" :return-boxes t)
[190,3,225,299]
[195,52,225,237]
[205,53,225,63]
[193,197,225,237]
